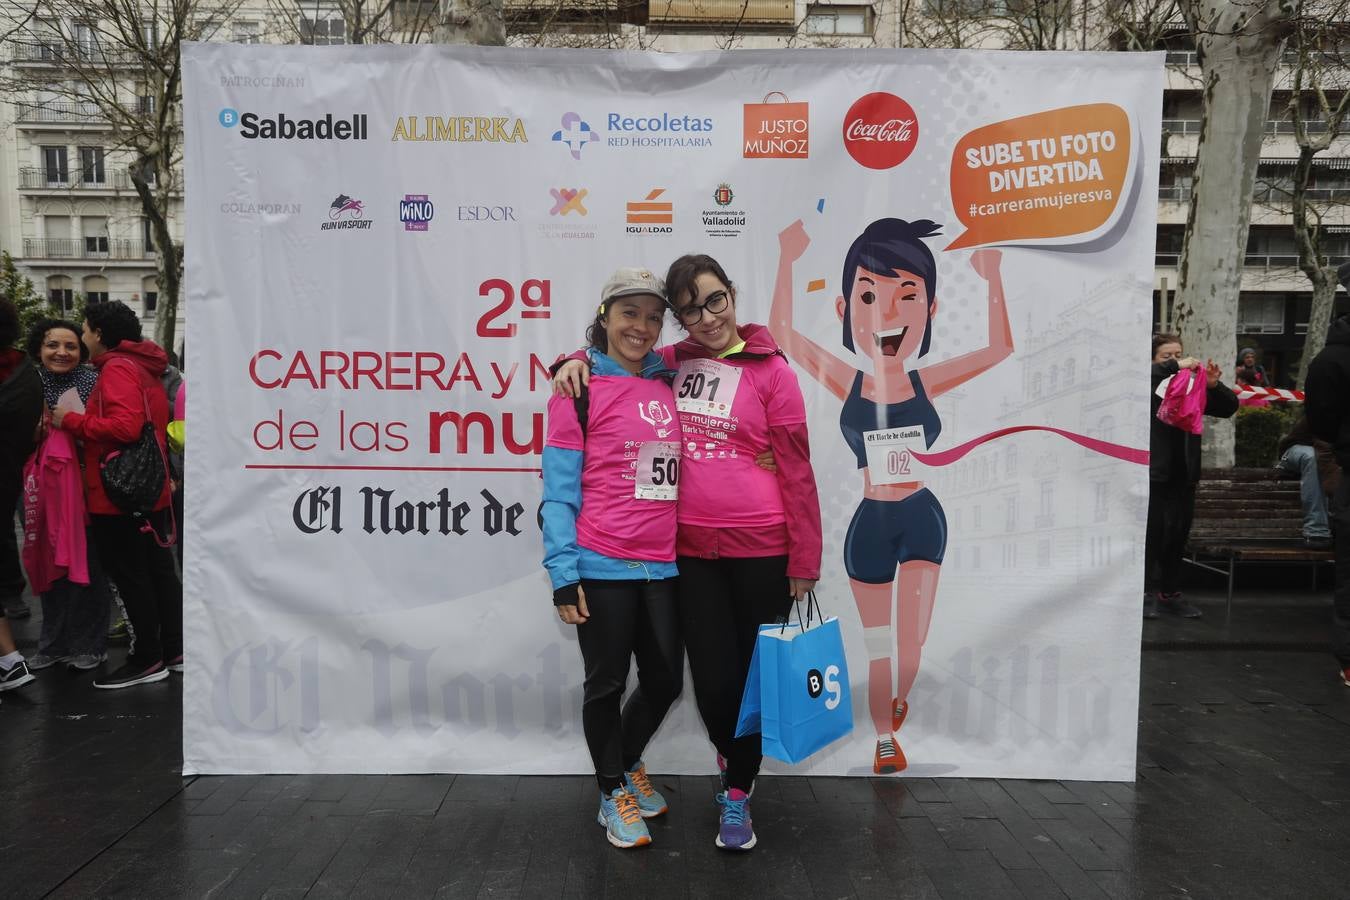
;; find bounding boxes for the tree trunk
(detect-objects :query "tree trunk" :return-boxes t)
[1173,0,1293,467]
[1299,271,1338,390]
[437,0,505,44]
[133,159,183,351]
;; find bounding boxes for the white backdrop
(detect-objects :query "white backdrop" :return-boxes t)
[181,43,1161,779]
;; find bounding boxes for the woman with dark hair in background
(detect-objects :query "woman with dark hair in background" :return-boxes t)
[1145,333,1238,619]
[23,317,114,672]
[53,300,181,690]
[0,296,43,693]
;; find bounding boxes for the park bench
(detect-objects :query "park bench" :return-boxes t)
[1185,467,1335,620]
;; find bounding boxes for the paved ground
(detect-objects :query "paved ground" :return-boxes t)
[3,586,1349,899]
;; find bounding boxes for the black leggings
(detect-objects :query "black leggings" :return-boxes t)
[678,555,792,793]
[575,578,682,793]
[90,510,182,665]
[1145,478,1196,595]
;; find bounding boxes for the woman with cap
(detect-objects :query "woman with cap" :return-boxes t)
[553,255,824,853]
[541,267,683,850]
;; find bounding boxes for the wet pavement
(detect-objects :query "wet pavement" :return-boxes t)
[3,587,1349,899]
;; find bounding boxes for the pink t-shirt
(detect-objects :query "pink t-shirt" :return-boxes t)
[546,374,680,563]
[660,346,807,530]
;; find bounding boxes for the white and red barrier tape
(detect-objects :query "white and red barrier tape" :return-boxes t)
[1233,384,1305,402]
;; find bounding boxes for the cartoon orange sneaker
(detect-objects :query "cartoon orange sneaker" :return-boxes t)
[892,698,908,733]
[873,735,908,775]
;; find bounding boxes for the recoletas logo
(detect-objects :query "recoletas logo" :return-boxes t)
[220,107,368,140]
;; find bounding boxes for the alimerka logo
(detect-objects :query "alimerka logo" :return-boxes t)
[843,92,918,170]
[391,115,527,142]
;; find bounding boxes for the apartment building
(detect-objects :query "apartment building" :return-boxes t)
[1,2,1344,375]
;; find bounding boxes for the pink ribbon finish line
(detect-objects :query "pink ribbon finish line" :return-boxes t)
[912,425,1150,468]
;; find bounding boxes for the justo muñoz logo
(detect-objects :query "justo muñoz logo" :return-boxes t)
[843,92,919,170]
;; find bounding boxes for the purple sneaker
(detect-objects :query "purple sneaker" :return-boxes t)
[715,789,756,850]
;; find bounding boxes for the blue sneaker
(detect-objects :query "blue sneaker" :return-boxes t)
[624,762,668,817]
[596,787,652,848]
[715,789,756,850]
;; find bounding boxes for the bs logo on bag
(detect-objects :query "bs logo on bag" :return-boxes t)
[806,666,843,710]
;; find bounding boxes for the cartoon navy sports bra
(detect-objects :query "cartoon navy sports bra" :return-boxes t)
[839,370,942,469]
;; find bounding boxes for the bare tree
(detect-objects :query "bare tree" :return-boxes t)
[0,0,250,350]
[1283,9,1350,388]
[1172,0,1296,466]
[267,0,440,44]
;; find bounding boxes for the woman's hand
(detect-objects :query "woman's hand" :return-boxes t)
[778,219,810,263]
[558,586,589,625]
[51,398,75,428]
[754,449,777,473]
[553,359,589,399]
[789,577,816,600]
[1177,356,1200,370]
[970,248,1002,281]
[1205,360,1221,388]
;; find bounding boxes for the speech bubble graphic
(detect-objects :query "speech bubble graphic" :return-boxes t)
[947,103,1133,250]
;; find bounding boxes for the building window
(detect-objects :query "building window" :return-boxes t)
[144,292,158,314]
[74,22,99,58]
[47,275,74,312]
[80,147,105,184]
[42,146,68,184]
[137,95,156,116]
[300,10,346,45]
[1065,357,1076,386]
[142,217,156,253]
[233,21,261,43]
[1094,482,1108,523]
[802,3,873,34]
[143,276,159,317]
[84,275,109,305]
[1005,495,1017,531]
[1237,295,1285,335]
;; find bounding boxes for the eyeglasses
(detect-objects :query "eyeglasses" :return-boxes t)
[675,290,730,326]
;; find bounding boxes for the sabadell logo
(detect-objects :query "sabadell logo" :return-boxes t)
[842,93,918,170]
[219,107,368,140]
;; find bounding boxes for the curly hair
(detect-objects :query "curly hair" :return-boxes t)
[84,299,142,349]
[0,297,18,349]
[25,317,88,363]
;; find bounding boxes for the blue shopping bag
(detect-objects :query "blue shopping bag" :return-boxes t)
[734,595,853,765]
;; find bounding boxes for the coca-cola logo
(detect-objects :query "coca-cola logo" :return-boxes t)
[843,92,919,170]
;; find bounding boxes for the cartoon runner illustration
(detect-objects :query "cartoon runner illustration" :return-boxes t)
[770,217,1012,774]
[329,194,364,220]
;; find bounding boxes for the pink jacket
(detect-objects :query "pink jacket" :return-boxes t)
[22,429,90,593]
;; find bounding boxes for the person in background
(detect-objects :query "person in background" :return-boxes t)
[23,317,113,671]
[53,301,181,690]
[1275,414,1336,551]
[1235,347,1271,407]
[1146,333,1239,619]
[0,296,42,693]
[1304,267,1350,686]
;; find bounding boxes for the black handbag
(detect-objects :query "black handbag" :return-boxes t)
[97,363,169,517]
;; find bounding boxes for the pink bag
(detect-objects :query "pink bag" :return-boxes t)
[1157,368,1207,434]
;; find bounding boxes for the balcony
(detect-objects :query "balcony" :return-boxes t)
[18,167,134,191]
[15,100,106,125]
[1161,118,1203,136]
[8,39,143,66]
[22,238,154,261]
[648,0,794,26]
[505,0,645,24]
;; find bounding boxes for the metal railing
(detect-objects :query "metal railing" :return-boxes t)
[1158,185,1192,201]
[1161,118,1203,135]
[17,167,133,190]
[14,100,105,124]
[22,238,154,260]
[9,39,144,66]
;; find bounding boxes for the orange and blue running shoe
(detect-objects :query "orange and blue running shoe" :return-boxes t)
[624,761,668,817]
[596,787,652,849]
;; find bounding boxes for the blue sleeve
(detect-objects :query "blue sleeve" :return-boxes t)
[541,445,584,599]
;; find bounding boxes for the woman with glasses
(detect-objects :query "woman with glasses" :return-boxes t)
[554,254,822,852]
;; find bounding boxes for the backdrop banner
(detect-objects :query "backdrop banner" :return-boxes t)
[181,43,1161,778]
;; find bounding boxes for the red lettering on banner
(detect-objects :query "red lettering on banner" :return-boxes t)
[249,349,283,388]
[429,410,495,454]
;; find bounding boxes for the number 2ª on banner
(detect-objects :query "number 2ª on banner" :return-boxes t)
[477,278,551,338]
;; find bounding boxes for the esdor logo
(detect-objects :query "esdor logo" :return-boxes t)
[843,93,918,171]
